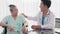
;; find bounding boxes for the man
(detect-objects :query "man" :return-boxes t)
[22,0,55,30]
[0,5,27,34]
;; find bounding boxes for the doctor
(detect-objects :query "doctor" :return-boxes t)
[22,0,55,30]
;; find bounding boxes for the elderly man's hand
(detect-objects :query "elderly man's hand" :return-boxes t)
[31,25,41,30]
[7,25,14,32]
[22,26,27,34]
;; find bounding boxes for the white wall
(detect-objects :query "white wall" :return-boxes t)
[50,0,60,18]
[0,0,60,34]
[0,0,60,21]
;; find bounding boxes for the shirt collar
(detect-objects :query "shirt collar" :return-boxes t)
[46,10,50,15]
[42,10,50,17]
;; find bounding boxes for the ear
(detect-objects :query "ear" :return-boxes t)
[45,5,48,9]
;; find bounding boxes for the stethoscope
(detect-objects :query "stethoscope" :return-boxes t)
[41,11,50,34]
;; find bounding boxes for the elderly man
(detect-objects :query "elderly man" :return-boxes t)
[0,5,27,34]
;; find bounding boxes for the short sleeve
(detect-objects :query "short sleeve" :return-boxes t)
[1,16,8,24]
[19,15,26,26]
[21,15,26,24]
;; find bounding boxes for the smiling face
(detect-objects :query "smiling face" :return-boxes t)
[40,0,51,12]
[10,7,18,16]
[40,1,46,12]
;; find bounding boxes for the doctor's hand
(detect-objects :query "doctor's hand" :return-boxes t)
[31,25,41,30]
[21,13,28,18]
[7,25,14,32]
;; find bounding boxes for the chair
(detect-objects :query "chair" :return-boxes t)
[55,18,60,34]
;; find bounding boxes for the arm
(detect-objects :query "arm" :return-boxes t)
[21,15,28,34]
[22,13,38,21]
[27,16,37,21]
[0,22,14,31]
[0,16,14,31]
[22,21,28,34]
[31,25,41,30]
[0,22,8,27]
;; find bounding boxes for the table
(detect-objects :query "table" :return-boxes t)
[27,29,54,34]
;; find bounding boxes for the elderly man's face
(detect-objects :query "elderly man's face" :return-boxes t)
[11,7,18,16]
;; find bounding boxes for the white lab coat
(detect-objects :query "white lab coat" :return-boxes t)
[27,10,55,29]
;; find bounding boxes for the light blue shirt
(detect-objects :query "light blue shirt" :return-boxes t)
[1,15,25,34]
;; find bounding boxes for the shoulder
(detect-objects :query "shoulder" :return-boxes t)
[48,11,55,19]
[3,15,11,19]
[50,11,55,17]
[1,15,11,22]
[18,14,25,18]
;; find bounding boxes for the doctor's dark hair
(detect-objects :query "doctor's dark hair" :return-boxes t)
[9,4,16,12]
[41,0,51,8]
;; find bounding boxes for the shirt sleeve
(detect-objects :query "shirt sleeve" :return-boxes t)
[27,12,41,21]
[27,13,39,21]
[1,16,8,24]
[21,15,26,24]
[27,16,37,21]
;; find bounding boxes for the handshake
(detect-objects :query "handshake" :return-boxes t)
[22,25,41,34]
[21,13,41,33]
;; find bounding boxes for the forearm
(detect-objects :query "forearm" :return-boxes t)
[27,16,37,21]
[41,23,55,29]
[22,26,27,34]
[22,21,28,33]
[0,22,8,27]
[31,25,41,30]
